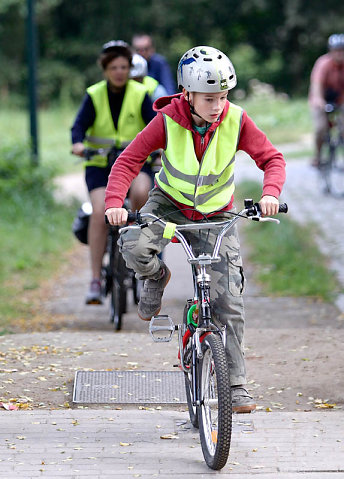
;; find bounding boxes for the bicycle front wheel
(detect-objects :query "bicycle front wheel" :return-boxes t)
[198,333,232,470]
[327,143,344,197]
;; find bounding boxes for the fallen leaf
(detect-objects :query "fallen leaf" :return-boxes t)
[160,434,179,440]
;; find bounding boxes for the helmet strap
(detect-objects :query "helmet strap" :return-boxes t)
[187,92,203,120]
[186,92,213,130]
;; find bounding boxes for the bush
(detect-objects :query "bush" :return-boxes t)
[0,142,57,200]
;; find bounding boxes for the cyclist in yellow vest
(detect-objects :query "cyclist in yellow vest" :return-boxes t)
[130,53,168,102]
[105,46,286,413]
[71,40,156,304]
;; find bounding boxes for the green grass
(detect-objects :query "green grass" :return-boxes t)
[235,181,342,302]
[0,95,312,174]
[238,96,312,144]
[0,141,77,334]
[0,105,78,174]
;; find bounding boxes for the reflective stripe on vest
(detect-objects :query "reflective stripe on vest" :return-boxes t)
[85,79,147,167]
[155,103,243,214]
[143,76,159,97]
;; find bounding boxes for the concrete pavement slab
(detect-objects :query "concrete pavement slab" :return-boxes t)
[0,409,343,478]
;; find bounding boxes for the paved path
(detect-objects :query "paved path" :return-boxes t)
[1,410,343,478]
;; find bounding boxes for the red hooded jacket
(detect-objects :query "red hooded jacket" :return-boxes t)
[105,94,286,219]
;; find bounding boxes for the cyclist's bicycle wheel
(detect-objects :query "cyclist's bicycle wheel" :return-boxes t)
[109,231,127,331]
[182,302,199,428]
[319,139,333,194]
[132,273,143,305]
[198,333,232,470]
[326,141,344,197]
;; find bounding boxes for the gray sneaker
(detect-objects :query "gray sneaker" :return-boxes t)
[231,386,256,413]
[85,279,103,305]
[138,264,171,321]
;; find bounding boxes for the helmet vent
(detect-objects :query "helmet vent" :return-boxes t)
[203,58,212,61]
[193,53,199,58]
[207,80,216,84]
[229,75,234,80]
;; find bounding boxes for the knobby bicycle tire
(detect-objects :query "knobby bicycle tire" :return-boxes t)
[327,142,344,197]
[182,302,199,428]
[198,333,232,470]
[132,274,142,305]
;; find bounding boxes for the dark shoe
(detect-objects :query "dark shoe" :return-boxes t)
[231,386,256,413]
[138,264,171,321]
[85,279,102,305]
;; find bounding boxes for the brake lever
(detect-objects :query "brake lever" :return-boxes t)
[256,217,280,224]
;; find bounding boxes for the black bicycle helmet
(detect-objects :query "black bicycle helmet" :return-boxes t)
[72,202,92,245]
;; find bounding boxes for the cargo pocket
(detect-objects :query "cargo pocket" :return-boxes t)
[226,252,246,297]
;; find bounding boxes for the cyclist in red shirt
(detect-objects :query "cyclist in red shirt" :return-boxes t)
[309,34,344,166]
[105,46,286,413]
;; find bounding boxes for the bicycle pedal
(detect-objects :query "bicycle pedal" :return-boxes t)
[149,315,175,342]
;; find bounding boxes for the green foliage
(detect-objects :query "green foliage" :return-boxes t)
[1,0,344,104]
[0,142,57,198]
[230,44,283,92]
[236,181,341,302]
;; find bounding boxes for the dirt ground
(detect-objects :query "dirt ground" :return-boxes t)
[1,241,343,414]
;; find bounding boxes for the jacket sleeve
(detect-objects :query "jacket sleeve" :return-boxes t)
[71,94,95,143]
[105,113,166,210]
[237,111,286,199]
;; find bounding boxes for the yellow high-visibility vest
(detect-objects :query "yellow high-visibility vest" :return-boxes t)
[85,79,147,167]
[156,103,243,213]
[143,76,159,97]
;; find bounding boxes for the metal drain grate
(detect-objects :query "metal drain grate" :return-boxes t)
[73,370,187,404]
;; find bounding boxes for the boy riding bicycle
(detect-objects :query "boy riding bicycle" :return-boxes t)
[105,46,286,413]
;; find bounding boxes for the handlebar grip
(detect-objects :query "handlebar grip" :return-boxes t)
[278,203,288,214]
[127,211,141,223]
[254,202,288,214]
[104,211,141,225]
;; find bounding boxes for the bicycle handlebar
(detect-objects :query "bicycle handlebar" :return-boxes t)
[116,200,287,264]
[82,146,124,163]
[125,201,288,225]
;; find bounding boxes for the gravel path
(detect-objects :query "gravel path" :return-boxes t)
[235,138,344,311]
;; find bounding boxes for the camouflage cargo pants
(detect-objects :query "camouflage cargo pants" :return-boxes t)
[118,188,246,386]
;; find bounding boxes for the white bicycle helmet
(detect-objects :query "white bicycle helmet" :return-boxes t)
[130,53,148,78]
[328,34,344,50]
[177,46,237,93]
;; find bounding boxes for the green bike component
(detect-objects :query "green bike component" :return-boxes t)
[187,303,198,328]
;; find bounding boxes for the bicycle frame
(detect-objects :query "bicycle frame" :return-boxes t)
[119,205,280,368]
[118,200,286,469]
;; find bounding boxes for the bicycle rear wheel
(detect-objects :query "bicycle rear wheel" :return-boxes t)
[109,233,127,331]
[198,333,232,470]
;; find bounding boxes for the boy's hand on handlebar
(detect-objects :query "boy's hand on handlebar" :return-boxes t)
[72,142,85,157]
[259,195,280,216]
[105,207,128,226]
